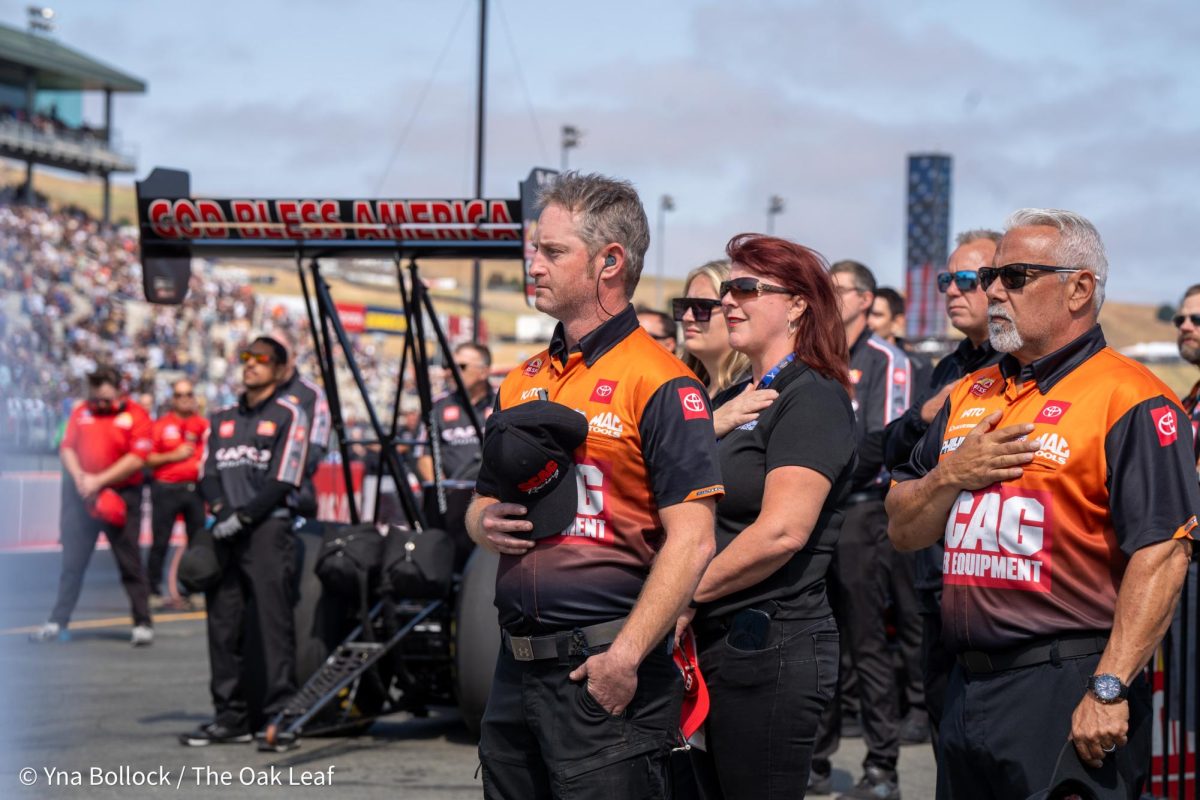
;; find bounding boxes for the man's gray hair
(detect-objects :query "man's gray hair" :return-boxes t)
[538,172,651,298]
[1005,208,1108,311]
[954,229,1002,247]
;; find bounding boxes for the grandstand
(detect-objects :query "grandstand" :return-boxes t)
[0,20,144,223]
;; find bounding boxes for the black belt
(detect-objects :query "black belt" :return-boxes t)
[156,481,197,492]
[843,488,886,505]
[957,632,1108,675]
[502,618,626,662]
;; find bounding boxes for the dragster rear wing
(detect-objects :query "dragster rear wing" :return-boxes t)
[136,166,557,304]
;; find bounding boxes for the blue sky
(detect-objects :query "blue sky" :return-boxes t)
[5,0,1198,303]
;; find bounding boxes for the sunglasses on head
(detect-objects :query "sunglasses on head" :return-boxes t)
[937,271,979,293]
[239,350,274,365]
[977,263,1083,291]
[671,297,723,322]
[718,277,791,300]
[1174,313,1200,329]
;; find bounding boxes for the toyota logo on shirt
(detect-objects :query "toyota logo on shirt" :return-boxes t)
[1034,400,1071,425]
[590,379,618,404]
[1151,406,1178,446]
[678,388,710,420]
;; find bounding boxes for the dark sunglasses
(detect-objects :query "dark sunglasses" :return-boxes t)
[1174,313,1200,329]
[718,277,792,300]
[174,391,194,398]
[978,263,1083,291]
[936,271,979,293]
[671,297,723,322]
[239,350,274,365]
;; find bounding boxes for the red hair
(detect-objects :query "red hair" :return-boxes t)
[725,233,850,390]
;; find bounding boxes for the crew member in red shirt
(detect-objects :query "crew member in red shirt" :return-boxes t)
[145,379,209,607]
[30,366,156,646]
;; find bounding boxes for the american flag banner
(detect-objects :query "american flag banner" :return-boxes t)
[905,154,952,340]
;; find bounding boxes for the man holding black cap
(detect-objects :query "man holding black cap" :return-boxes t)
[181,335,310,747]
[466,172,723,799]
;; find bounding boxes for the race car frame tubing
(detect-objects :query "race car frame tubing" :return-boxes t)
[297,256,362,526]
[310,259,426,531]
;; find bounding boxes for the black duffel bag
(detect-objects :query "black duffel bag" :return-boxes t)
[314,523,387,601]
[382,526,456,600]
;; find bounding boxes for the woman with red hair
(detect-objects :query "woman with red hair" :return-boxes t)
[681,233,856,799]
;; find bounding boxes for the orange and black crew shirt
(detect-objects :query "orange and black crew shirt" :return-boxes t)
[61,398,154,489]
[894,325,1200,654]
[476,305,725,635]
[151,412,209,484]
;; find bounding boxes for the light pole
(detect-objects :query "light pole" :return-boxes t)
[766,194,785,235]
[470,0,488,344]
[656,194,675,308]
[560,125,581,172]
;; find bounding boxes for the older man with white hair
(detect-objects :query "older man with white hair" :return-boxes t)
[887,209,1199,798]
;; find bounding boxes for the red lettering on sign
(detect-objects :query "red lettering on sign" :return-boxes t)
[196,199,227,238]
[148,199,175,238]
[231,200,262,238]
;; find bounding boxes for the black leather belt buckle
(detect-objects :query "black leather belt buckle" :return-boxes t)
[507,634,535,662]
[961,651,993,674]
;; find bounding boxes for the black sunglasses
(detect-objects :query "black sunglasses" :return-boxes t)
[718,277,792,300]
[1174,313,1200,329]
[978,263,1083,291]
[937,271,979,293]
[671,297,723,322]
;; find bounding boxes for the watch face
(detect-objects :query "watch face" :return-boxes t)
[1092,674,1122,701]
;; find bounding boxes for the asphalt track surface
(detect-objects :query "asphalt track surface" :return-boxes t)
[0,548,936,799]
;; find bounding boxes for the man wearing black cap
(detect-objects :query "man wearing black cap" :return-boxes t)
[466,172,724,799]
[181,335,310,746]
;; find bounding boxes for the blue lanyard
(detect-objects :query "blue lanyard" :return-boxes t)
[757,354,795,390]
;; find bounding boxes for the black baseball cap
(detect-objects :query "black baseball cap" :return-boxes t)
[1025,741,1127,800]
[478,400,588,539]
[178,528,224,592]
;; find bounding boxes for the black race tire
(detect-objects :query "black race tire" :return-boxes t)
[452,546,500,737]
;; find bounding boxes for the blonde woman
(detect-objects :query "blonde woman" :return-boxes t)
[675,259,777,436]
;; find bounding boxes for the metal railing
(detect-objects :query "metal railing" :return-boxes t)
[0,119,135,172]
[1147,561,1198,799]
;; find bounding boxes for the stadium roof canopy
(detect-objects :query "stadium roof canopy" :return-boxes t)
[0,23,145,93]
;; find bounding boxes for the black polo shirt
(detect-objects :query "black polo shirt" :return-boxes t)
[699,360,857,621]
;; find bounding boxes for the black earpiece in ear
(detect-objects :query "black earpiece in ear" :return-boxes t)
[604,255,617,267]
